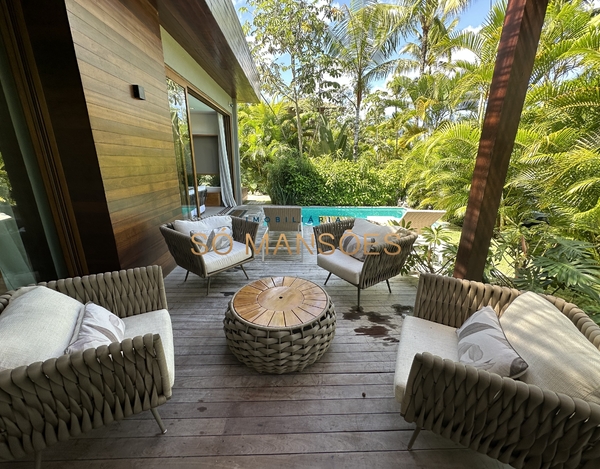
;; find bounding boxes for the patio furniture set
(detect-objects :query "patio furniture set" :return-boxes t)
[1,208,599,468]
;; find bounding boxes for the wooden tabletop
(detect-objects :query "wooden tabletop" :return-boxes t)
[232,277,329,328]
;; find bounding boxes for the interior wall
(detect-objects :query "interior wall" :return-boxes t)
[191,112,219,175]
[64,0,180,272]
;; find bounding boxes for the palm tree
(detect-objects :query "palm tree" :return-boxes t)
[394,0,472,76]
[328,0,400,160]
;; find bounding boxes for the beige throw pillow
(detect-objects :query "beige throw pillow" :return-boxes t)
[500,292,600,404]
[66,302,125,354]
[0,286,83,371]
[457,306,528,378]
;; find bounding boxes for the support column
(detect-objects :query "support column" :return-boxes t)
[453,0,549,281]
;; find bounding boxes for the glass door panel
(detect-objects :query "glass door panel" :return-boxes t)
[166,78,200,218]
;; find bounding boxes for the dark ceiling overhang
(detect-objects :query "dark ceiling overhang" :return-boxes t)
[157,0,260,103]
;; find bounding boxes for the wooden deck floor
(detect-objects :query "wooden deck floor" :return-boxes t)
[0,214,511,468]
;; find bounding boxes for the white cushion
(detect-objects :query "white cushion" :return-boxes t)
[394,316,458,402]
[203,240,252,274]
[173,215,232,235]
[317,249,364,285]
[191,226,233,254]
[456,306,528,378]
[501,292,600,404]
[66,302,126,354]
[352,218,397,243]
[339,232,376,261]
[0,286,83,371]
[122,309,175,387]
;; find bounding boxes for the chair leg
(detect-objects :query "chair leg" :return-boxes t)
[324,272,332,286]
[206,277,211,295]
[34,451,42,469]
[386,279,391,293]
[184,270,190,282]
[357,287,361,308]
[407,426,421,450]
[151,407,168,434]
[240,264,249,280]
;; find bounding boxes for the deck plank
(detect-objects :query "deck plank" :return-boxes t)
[0,216,509,468]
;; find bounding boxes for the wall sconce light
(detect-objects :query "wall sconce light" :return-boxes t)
[132,85,146,100]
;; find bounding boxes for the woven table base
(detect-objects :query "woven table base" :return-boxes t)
[223,280,336,374]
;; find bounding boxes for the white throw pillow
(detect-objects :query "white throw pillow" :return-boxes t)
[351,218,397,243]
[173,216,232,235]
[66,302,125,354]
[500,292,600,404]
[339,231,376,261]
[191,225,233,254]
[0,286,83,371]
[456,306,528,378]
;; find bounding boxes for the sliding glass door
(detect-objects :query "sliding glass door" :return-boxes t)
[166,77,201,219]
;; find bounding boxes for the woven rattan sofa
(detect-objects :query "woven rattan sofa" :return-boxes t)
[395,273,600,469]
[160,215,259,294]
[313,218,418,307]
[0,266,173,467]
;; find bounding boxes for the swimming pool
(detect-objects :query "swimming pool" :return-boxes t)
[300,206,407,226]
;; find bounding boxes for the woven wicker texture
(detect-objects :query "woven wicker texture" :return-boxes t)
[313,219,418,289]
[224,279,336,374]
[160,216,259,279]
[402,273,600,469]
[0,266,172,462]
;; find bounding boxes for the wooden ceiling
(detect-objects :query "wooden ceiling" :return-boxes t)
[157,0,260,103]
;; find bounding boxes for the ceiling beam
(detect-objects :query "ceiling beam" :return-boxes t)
[453,0,549,281]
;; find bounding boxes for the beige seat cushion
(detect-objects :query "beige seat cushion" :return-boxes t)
[500,292,600,404]
[122,309,175,387]
[0,286,83,371]
[202,240,252,274]
[394,316,458,402]
[317,249,364,285]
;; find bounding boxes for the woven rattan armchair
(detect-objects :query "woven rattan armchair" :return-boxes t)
[400,273,600,469]
[313,219,418,307]
[160,216,259,294]
[0,266,172,467]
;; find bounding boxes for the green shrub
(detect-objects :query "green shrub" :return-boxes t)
[265,154,406,206]
[265,154,329,205]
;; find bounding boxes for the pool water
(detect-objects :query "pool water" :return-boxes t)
[300,206,406,226]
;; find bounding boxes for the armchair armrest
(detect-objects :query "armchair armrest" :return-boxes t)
[231,216,259,251]
[313,219,355,253]
[414,273,520,328]
[359,228,418,289]
[401,352,600,468]
[39,265,168,319]
[0,333,171,461]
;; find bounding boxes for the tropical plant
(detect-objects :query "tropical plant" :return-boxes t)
[393,0,473,75]
[400,224,458,275]
[328,0,400,160]
[242,0,339,155]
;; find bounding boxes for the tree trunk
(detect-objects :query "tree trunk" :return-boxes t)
[353,88,361,161]
[420,24,429,75]
[291,56,303,156]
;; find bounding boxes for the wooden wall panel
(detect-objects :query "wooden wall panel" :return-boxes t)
[65,0,179,273]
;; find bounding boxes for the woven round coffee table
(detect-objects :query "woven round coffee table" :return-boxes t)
[223,276,336,374]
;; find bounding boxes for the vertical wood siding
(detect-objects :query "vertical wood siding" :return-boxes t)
[66,0,179,272]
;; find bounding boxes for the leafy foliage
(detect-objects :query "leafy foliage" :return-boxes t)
[240,0,600,322]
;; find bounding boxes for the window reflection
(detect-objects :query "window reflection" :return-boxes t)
[166,78,199,218]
